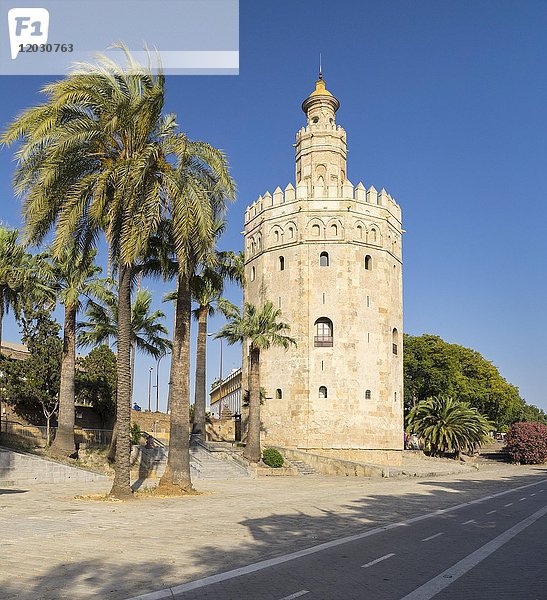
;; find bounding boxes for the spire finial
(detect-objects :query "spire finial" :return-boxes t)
[319,53,323,79]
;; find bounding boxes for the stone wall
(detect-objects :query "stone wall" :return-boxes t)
[277,447,388,478]
[131,410,170,443]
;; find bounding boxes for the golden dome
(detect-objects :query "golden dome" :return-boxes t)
[309,77,333,97]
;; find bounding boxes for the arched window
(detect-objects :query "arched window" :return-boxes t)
[276,389,282,399]
[279,256,285,271]
[288,226,294,239]
[365,255,372,270]
[274,230,279,243]
[370,228,378,243]
[320,252,329,267]
[356,225,363,239]
[250,266,255,282]
[312,224,321,237]
[394,391,397,402]
[365,389,371,400]
[314,317,333,347]
[319,386,328,398]
[330,223,338,237]
[392,328,399,355]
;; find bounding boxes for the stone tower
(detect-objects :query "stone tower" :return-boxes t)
[242,75,403,465]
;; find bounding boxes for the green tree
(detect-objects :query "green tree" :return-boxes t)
[39,247,105,456]
[75,345,117,426]
[403,334,529,429]
[0,226,27,351]
[78,287,171,390]
[406,395,492,459]
[217,302,296,463]
[3,308,62,443]
[1,50,187,498]
[191,244,243,439]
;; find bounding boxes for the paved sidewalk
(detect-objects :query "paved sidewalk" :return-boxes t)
[1,462,545,600]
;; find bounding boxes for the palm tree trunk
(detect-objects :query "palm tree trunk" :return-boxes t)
[244,346,261,462]
[159,272,193,493]
[51,304,77,455]
[192,305,208,438]
[110,265,133,498]
[130,342,135,403]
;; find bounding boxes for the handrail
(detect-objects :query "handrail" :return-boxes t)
[140,430,166,448]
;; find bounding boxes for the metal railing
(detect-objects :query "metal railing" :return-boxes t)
[76,428,113,447]
[0,421,114,447]
[1,420,49,440]
[314,336,333,347]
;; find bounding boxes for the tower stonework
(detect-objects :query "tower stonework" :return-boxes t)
[242,77,404,465]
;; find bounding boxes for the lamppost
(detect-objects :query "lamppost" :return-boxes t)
[207,332,223,417]
[155,351,170,413]
[147,367,154,412]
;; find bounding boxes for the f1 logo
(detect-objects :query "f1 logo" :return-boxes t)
[8,8,50,59]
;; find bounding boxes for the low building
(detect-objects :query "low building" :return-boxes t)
[1,341,29,361]
[209,368,242,419]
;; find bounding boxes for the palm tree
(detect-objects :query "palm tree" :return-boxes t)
[78,288,172,386]
[148,145,235,493]
[1,50,189,497]
[0,226,26,352]
[191,247,243,439]
[217,302,296,462]
[406,395,492,459]
[41,247,105,456]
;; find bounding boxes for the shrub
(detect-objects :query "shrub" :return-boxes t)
[505,422,547,464]
[130,423,142,446]
[406,396,492,458]
[262,448,284,468]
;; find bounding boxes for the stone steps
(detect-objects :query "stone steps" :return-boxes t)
[133,444,250,480]
[291,460,316,475]
[189,446,249,479]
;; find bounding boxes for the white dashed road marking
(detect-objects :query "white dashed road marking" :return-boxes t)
[519,497,527,502]
[279,591,309,600]
[422,532,444,542]
[361,553,395,568]
[462,519,475,525]
[504,503,513,507]
[126,478,547,600]
[487,510,496,515]
[400,505,547,600]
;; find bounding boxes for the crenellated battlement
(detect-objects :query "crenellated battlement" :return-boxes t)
[296,123,346,138]
[244,180,401,225]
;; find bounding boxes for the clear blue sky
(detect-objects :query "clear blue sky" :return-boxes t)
[1,1,546,411]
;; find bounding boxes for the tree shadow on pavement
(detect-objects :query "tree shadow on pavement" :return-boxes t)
[179,469,547,589]
[0,558,175,600]
[2,467,546,600]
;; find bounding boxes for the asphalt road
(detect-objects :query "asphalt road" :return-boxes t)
[146,473,547,600]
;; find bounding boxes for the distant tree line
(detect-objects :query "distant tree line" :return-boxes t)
[403,333,545,430]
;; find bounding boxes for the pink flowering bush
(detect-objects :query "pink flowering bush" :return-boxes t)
[505,422,547,464]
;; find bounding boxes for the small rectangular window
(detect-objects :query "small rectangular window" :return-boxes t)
[278,297,281,308]
[366,295,370,307]
[322,292,326,304]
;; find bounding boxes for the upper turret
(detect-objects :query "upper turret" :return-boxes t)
[295,74,347,197]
